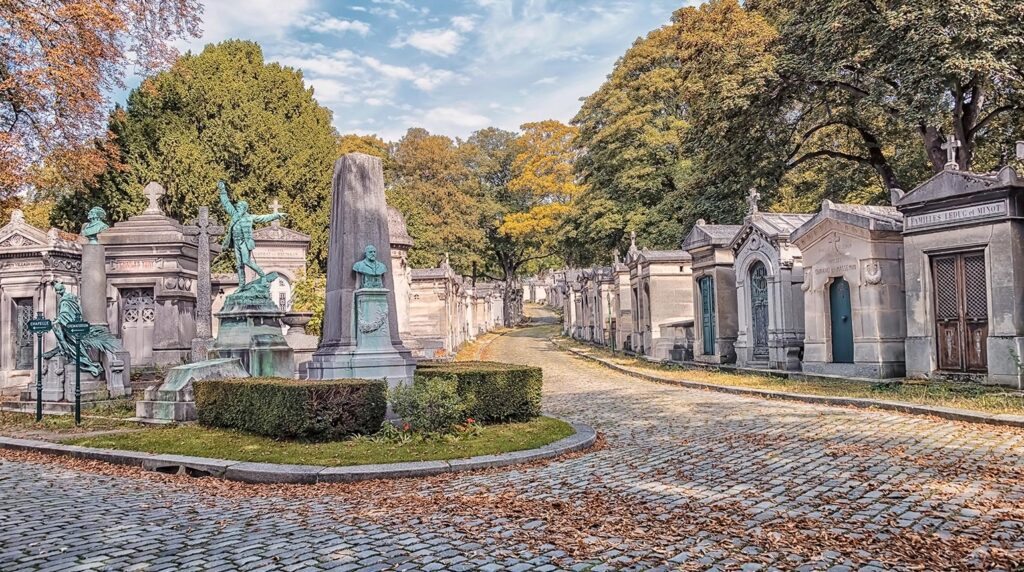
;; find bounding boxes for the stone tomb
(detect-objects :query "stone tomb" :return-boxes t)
[625,235,694,361]
[791,201,906,379]
[895,162,1024,386]
[730,210,812,370]
[0,211,81,396]
[681,220,743,365]
[609,257,632,352]
[100,182,202,367]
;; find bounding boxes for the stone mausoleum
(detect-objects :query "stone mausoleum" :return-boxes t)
[0,211,82,396]
[730,197,811,371]
[896,162,1024,386]
[681,220,742,365]
[791,201,906,379]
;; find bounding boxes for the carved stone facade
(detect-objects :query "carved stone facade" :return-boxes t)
[731,213,812,371]
[407,260,504,360]
[682,221,742,365]
[896,166,1024,387]
[100,189,202,367]
[791,202,906,379]
[0,211,82,395]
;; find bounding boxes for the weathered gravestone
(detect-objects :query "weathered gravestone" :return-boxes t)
[307,153,416,387]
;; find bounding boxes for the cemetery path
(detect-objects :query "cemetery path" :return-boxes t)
[2,310,1024,571]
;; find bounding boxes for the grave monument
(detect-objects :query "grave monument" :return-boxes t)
[209,180,294,378]
[307,153,416,387]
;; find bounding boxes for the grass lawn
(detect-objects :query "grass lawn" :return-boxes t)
[0,402,136,436]
[557,337,1024,416]
[63,416,575,466]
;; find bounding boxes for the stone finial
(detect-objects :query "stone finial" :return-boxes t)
[47,228,59,245]
[142,182,166,214]
[695,218,706,226]
[942,137,961,171]
[10,209,24,224]
[746,187,760,215]
[889,187,906,205]
[1016,141,1024,161]
[270,198,282,228]
[822,199,833,212]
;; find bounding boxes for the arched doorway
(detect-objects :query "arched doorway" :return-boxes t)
[829,277,854,363]
[749,262,769,360]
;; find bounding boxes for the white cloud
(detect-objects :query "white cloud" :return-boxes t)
[450,16,476,32]
[398,106,492,135]
[533,76,558,85]
[304,15,371,36]
[395,28,464,57]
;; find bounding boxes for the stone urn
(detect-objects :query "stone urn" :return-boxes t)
[282,311,313,334]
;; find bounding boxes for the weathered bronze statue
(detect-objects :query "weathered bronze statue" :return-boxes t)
[218,180,286,288]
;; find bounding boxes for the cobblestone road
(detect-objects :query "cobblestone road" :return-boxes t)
[1,308,1023,571]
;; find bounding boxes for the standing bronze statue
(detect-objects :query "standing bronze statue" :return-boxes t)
[218,180,287,287]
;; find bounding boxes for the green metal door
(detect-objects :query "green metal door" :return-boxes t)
[750,262,769,360]
[699,276,715,356]
[829,278,854,363]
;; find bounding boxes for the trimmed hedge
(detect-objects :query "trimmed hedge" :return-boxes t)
[194,378,386,440]
[415,361,542,422]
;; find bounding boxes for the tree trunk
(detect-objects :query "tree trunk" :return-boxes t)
[502,278,522,327]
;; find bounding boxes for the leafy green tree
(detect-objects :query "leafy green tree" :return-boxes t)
[52,40,339,266]
[570,0,777,263]
[291,265,326,337]
[387,128,485,272]
[748,0,1024,189]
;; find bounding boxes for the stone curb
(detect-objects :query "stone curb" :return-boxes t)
[0,419,596,484]
[552,339,1024,429]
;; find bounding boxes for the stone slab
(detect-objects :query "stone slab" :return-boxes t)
[222,462,324,484]
[141,454,237,477]
[318,460,450,482]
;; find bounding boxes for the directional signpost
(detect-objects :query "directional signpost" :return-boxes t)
[27,312,52,422]
[67,320,91,425]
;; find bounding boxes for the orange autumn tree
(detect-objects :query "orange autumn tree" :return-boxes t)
[0,0,202,198]
[480,120,582,323]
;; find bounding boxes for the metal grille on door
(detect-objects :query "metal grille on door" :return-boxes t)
[750,262,769,360]
[14,299,33,369]
[932,251,988,372]
[121,287,155,361]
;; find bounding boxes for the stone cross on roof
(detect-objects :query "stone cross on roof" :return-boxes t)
[270,198,282,228]
[746,187,760,215]
[142,182,166,215]
[942,137,961,171]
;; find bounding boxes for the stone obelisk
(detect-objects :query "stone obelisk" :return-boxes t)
[307,153,415,385]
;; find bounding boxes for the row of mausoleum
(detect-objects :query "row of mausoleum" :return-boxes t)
[0,185,510,397]
[546,151,1024,387]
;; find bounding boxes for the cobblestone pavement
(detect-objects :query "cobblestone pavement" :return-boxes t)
[1,308,1023,571]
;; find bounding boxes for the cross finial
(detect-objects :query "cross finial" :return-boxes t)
[142,182,166,214]
[746,187,760,215]
[942,137,961,171]
[270,198,282,227]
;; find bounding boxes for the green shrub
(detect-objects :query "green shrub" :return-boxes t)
[390,376,474,435]
[415,361,542,422]
[194,378,386,440]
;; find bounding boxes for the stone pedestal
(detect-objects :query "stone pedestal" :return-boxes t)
[210,273,294,378]
[20,356,105,403]
[81,243,108,328]
[136,357,248,423]
[309,289,414,389]
[282,312,318,373]
[100,349,132,397]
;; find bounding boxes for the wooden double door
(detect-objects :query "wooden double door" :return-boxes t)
[931,251,988,373]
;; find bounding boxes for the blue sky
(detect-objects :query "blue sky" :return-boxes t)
[127,0,693,141]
